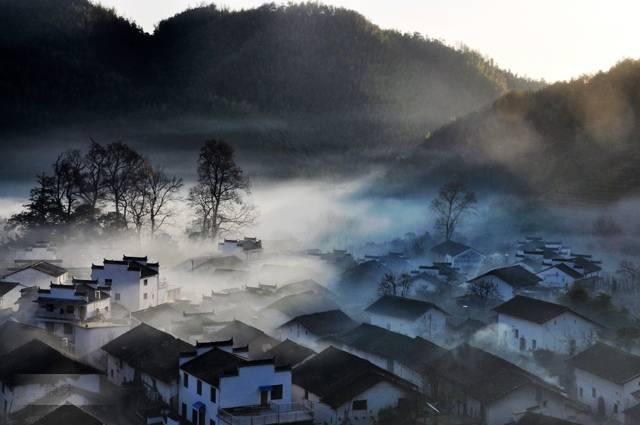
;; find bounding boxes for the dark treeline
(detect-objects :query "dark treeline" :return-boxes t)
[6,139,251,242]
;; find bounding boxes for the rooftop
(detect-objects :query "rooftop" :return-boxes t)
[280,309,358,337]
[431,240,474,257]
[33,403,103,425]
[515,412,582,425]
[470,265,541,288]
[571,342,640,384]
[365,295,447,321]
[494,296,599,326]
[265,339,315,367]
[4,260,67,278]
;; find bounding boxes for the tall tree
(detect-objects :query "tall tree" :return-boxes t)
[431,179,477,241]
[51,150,84,220]
[103,142,143,222]
[145,166,183,237]
[79,140,108,209]
[189,139,253,239]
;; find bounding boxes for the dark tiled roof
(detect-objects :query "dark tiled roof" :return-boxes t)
[280,310,358,337]
[33,403,103,425]
[430,343,537,403]
[0,340,98,382]
[6,261,67,278]
[0,320,63,355]
[515,412,581,425]
[431,240,474,257]
[0,281,20,297]
[102,323,193,383]
[264,290,339,317]
[207,320,280,356]
[329,323,446,371]
[181,348,276,386]
[265,339,315,367]
[571,342,640,384]
[365,295,447,320]
[293,346,417,409]
[494,296,599,326]
[470,265,541,288]
[550,263,583,279]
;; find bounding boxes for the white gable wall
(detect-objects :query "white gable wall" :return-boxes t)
[369,309,446,340]
[575,368,640,423]
[4,268,66,288]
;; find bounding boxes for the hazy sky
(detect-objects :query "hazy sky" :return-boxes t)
[96,0,638,82]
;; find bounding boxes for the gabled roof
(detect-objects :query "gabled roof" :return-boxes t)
[207,320,280,356]
[494,296,600,326]
[365,295,447,321]
[470,265,541,288]
[430,343,539,403]
[541,263,583,279]
[101,323,193,383]
[0,340,98,383]
[0,281,21,297]
[264,290,339,318]
[515,412,581,425]
[280,310,358,337]
[265,339,315,367]
[570,342,640,384]
[328,323,446,371]
[4,261,67,278]
[431,240,475,257]
[33,403,103,425]
[0,320,63,355]
[293,346,417,409]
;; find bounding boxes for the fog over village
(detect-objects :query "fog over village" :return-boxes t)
[3,1,640,425]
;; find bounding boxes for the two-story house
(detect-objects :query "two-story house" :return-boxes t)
[364,295,448,340]
[91,255,160,312]
[494,296,602,355]
[431,240,484,275]
[536,264,584,289]
[571,342,640,422]
[178,342,310,425]
[468,265,542,300]
[292,346,418,425]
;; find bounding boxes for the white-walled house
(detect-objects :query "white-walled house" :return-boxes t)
[0,281,26,311]
[571,342,640,423]
[468,265,542,300]
[91,255,160,312]
[494,296,601,355]
[430,240,484,275]
[364,295,447,340]
[429,343,592,425]
[0,339,102,418]
[102,323,193,409]
[178,342,310,425]
[278,309,358,348]
[537,264,584,289]
[2,261,68,288]
[292,346,418,425]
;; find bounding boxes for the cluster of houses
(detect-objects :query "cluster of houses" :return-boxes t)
[0,236,636,425]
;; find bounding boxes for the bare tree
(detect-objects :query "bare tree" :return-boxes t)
[51,150,84,220]
[189,139,253,239]
[145,166,183,237]
[103,142,143,222]
[79,140,108,209]
[125,172,149,237]
[378,272,399,296]
[398,272,414,297]
[431,179,477,241]
[468,279,498,301]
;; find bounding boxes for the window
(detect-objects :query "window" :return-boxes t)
[66,305,74,314]
[143,293,148,300]
[271,384,283,400]
[144,279,148,286]
[304,389,309,400]
[46,304,54,312]
[183,372,188,388]
[45,322,55,333]
[513,329,519,338]
[181,403,187,418]
[579,387,583,398]
[210,420,215,425]
[197,379,202,395]
[63,323,73,335]
[614,403,619,414]
[115,293,120,301]
[532,339,537,350]
[210,387,216,403]
[352,400,367,411]
[105,278,112,284]
[592,387,596,398]
[110,369,114,378]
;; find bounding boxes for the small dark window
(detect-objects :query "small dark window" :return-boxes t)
[66,305,74,314]
[304,389,309,400]
[46,304,54,312]
[105,279,112,284]
[197,380,202,395]
[115,293,120,301]
[181,403,187,418]
[579,387,583,398]
[183,372,188,388]
[592,387,596,398]
[143,293,148,300]
[63,323,73,335]
[210,420,215,425]
[352,400,367,411]
[144,279,148,286]
[271,384,283,400]
[614,404,618,413]
[210,386,216,403]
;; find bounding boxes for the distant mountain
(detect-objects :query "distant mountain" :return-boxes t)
[413,60,640,202]
[0,1,539,153]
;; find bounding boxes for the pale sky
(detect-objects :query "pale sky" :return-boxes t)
[95,0,639,82]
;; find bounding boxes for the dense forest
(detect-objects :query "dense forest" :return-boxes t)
[413,59,640,203]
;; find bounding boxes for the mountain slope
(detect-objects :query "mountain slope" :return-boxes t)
[415,59,640,202]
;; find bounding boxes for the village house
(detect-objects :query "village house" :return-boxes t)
[468,265,542,300]
[278,309,359,348]
[428,343,590,425]
[431,240,485,275]
[218,237,263,260]
[364,295,448,340]
[537,264,584,289]
[178,341,310,425]
[326,323,447,391]
[292,346,418,425]
[91,255,161,312]
[0,339,102,418]
[0,280,26,311]
[0,320,64,356]
[31,403,104,425]
[204,320,281,358]
[2,261,68,287]
[265,340,315,368]
[494,296,602,355]
[570,342,640,423]
[102,323,193,409]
